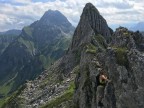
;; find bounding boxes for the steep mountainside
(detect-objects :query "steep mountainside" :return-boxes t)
[0,10,74,98]
[0,36,17,55]
[0,29,21,55]
[2,3,144,108]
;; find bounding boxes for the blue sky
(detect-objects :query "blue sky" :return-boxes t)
[0,0,144,31]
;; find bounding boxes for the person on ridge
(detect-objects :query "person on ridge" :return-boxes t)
[96,69,111,107]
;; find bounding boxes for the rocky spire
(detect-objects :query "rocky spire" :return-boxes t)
[71,3,111,49]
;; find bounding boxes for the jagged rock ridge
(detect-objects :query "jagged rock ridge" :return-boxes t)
[2,3,144,108]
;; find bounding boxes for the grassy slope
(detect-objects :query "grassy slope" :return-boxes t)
[0,73,17,96]
[0,99,5,107]
[0,73,18,107]
[0,81,14,96]
[40,36,72,68]
[1,85,26,108]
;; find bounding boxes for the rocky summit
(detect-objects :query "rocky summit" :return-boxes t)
[1,3,144,108]
[71,3,111,49]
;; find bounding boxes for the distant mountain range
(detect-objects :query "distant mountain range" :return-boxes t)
[130,22,144,32]
[0,29,21,35]
[0,9,74,97]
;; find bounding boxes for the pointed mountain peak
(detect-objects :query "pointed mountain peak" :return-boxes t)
[39,9,72,27]
[42,9,62,18]
[33,9,74,33]
[71,3,111,49]
[83,3,100,14]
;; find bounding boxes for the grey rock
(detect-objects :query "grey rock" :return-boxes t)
[2,3,144,108]
[71,3,111,49]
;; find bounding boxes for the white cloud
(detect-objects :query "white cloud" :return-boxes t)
[96,0,134,9]
[13,0,32,4]
[0,0,144,31]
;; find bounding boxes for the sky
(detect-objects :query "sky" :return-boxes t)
[0,0,144,31]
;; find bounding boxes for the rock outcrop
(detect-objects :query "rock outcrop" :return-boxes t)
[2,3,144,108]
[72,4,144,108]
[71,3,111,49]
